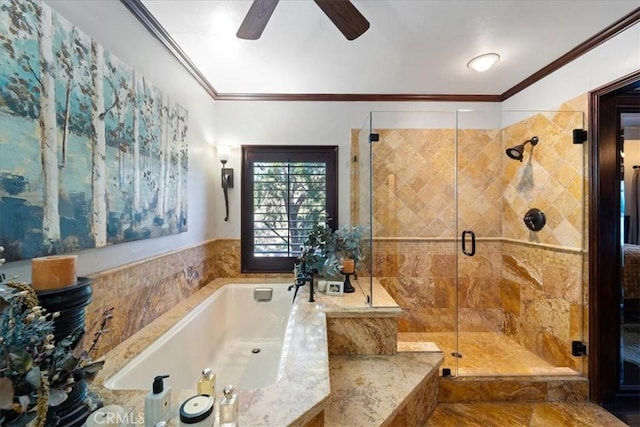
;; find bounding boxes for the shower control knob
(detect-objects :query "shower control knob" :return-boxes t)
[524,208,546,231]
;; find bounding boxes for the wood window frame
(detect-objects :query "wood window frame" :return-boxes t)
[240,145,339,273]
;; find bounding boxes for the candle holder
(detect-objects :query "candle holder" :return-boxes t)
[341,271,355,293]
[37,277,94,426]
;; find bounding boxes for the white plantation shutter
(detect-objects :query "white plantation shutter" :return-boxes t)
[253,161,327,257]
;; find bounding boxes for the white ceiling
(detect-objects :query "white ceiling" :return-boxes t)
[141,0,639,96]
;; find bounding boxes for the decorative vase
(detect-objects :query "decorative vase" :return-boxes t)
[37,278,93,427]
[45,380,91,427]
[36,277,92,343]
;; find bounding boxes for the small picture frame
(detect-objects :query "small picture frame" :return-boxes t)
[325,280,344,296]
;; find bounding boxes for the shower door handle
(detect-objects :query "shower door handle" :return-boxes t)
[461,230,476,256]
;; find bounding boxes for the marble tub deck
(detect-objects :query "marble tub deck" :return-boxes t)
[91,277,416,426]
[92,278,331,427]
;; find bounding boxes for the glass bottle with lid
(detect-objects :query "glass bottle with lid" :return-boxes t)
[219,385,238,426]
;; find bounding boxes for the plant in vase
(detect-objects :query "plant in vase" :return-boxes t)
[331,224,366,276]
[296,221,334,281]
[297,223,366,293]
[326,224,366,293]
[0,249,108,427]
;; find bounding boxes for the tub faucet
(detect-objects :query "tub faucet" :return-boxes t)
[288,275,314,303]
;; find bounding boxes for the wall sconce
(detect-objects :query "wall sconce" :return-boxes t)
[218,146,233,221]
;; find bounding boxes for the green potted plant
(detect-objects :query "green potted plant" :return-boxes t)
[297,222,366,279]
[324,224,366,277]
[296,221,334,280]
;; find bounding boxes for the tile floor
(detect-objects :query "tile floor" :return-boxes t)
[397,332,638,426]
[399,332,579,376]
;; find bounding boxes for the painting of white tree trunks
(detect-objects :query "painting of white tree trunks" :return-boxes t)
[0,0,188,262]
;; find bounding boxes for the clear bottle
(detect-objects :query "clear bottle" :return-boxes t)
[219,385,238,427]
[196,368,216,396]
[144,375,171,427]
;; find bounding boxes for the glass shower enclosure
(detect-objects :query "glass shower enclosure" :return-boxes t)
[355,109,586,377]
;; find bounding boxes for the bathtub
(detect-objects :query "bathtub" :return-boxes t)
[105,283,295,391]
[99,279,330,426]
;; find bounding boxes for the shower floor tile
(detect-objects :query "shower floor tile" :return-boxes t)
[398,332,580,376]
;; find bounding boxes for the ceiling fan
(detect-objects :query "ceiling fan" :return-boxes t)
[237,0,370,40]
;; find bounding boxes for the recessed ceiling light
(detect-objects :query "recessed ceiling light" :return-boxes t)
[467,53,500,72]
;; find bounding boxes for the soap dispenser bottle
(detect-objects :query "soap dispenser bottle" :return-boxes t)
[145,375,171,427]
[196,368,216,396]
[219,385,238,426]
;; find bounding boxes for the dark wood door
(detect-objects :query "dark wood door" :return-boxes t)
[590,71,640,415]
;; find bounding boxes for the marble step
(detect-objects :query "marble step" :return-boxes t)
[325,352,443,426]
[426,401,627,427]
[439,375,589,403]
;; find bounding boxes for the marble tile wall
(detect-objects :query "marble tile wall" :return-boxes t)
[502,109,585,248]
[367,128,503,238]
[501,241,584,371]
[458,128,503,237]
[370,240,504,333]
[327,316,398,355]
[85,240,218,358]
[83,238,286,358]
[372,239,456,333]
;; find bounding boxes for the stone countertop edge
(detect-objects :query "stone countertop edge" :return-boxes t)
[90,278,330,427]
[316,276,404,318]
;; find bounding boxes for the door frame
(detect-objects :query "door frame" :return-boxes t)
[589,69,640,405]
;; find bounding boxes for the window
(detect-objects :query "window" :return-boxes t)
[241,146,338,273]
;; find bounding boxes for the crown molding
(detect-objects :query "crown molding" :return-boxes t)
[214,93,502,102]
[120,0,218,99]
[501,7,640,101]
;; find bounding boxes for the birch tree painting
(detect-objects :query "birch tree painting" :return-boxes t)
[0,0,189,262]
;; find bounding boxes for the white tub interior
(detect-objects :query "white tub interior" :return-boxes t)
[104,283,295,391]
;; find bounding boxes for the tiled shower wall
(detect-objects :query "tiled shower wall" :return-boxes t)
[500,100,585,371]
[501,242,583,371]
[355,95,587,370]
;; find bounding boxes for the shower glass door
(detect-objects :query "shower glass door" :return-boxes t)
[355,116,373,304]
[455,110,503,376]
[454,109,586,377]
[364,110,459,346]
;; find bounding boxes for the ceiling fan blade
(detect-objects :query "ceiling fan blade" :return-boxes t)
[237,0,280,40]
[313,0,370,40]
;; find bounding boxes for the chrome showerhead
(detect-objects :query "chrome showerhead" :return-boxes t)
[505,136,539,162]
